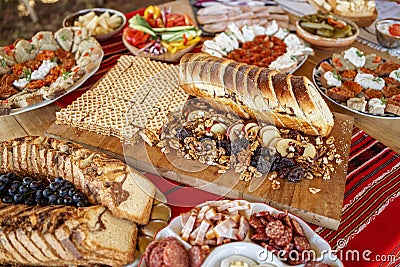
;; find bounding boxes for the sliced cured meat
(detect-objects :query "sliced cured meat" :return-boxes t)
[249,214,264,228]
[291,218,305,237]
[144,240,159,266]
[148,245,165,267]
[250,232,269,241]
[273,226,293,247]
[163,242,189,267]
[294,236,311,252]
[188,246,205,267]
[364,89,383,100]
[265,220,285,239]
[383,85,400,98]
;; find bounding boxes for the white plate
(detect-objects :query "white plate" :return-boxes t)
[139,200,343,267]
[9,49,103,116]
[313,58,400,119]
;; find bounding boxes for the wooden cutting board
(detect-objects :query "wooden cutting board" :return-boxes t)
[46,112,353,230]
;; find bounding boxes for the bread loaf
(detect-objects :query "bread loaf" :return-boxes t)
[0,136,155,224]
[179,53,334,136]
[0,204,137,266]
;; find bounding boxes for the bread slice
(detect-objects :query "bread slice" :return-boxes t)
[0,136,155,225]
[30,231,60,262]
[0,229,29,264]
[15,229,50,263]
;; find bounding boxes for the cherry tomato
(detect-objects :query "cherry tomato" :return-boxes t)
[389,24,400,37]
[373,56,381,63]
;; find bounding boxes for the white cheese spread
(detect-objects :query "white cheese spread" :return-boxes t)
[250,25,265,36]
[228,23,245,43]
[389,68,400,82]
[323,71,342,87]
[13,59,58,89]
[354,73,385,90]
[12,78,29,89]
[265,20,279,36]
[368,98,386,115]
[344,47,366,68]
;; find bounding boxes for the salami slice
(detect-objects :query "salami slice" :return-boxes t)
[144,240,160,266]
[291,218,305,237]
[163,242,189,267]
[294,236,311,252]
[284,215,293,229]
[305,261,331,267]
[249,214,264,228]
[273,226,293,247]
[250,232,269,241]
[149,244,165,267]
[265,220,285,239]
[188,246,205,267]
[253,211,274,221]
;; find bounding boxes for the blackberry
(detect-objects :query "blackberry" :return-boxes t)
[22,177,32,185]
[43,188,53,198]
[13,194,23,204]
[2,196,13,204]
[0,181,5,191]
[0,175,9,184]
[55,177,65,185]
[58,187,68,197]
[49,182,60,191]
[19,185,30,194]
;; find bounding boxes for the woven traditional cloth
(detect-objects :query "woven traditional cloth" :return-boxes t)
[55,9,400,267]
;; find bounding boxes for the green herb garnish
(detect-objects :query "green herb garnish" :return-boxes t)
[291,55,297,61]
[23,67,32,81]
[395,72,400,79]
[380,97,388,105]
[62,70,72,80]
[372,77,383,82]
[0,58,5,67]
[356,50,364,57]
[25,44,35,54]
[61,35,66,42]
[333,69,341,81]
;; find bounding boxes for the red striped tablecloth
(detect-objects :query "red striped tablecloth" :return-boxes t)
[56,10,400,267]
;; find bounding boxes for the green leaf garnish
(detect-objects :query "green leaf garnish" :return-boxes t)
[61,35,66,42]
[380,97,388,105]
[332,69,341,81]
[395,72,400,79]
[356,50,364,57]
[0,58,5,67]
[372,77,382,82]
[25,44,35,54]
[23,67,32,81]
[62,70,72,80]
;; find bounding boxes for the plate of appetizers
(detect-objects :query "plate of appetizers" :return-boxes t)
[139,200,343,267]
[123,3,202,62]
[0,27,103,116]
[313,47,400,118]
[202,20,313,74]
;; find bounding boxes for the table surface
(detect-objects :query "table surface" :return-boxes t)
[0,4,399,267]
[1,43,399,153]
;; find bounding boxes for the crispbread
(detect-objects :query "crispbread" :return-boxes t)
[56,55,189,144]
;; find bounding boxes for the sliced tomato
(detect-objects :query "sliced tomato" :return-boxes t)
[389,24,400,37]
[124,28,151,47]
[327,16,346,29]
[165,13,186,27]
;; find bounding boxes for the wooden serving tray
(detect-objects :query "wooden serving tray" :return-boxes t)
[123,0,199,62]
[46,112,353,230]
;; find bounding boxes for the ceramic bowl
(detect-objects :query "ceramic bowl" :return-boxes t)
[63,8,126,40]
[296,18,359,50]
[375,18,400,48]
